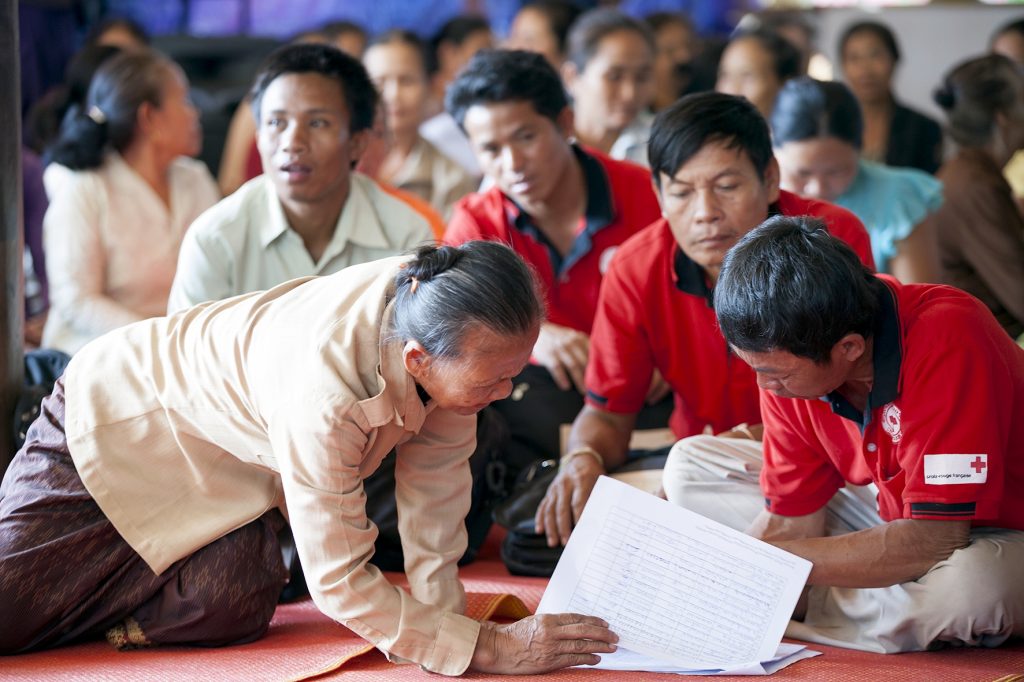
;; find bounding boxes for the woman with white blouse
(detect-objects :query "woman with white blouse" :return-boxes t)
[41,49,219,354]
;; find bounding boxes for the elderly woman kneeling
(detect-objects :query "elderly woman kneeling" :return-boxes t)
[0,241,617,675]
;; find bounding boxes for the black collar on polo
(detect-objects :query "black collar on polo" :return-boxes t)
[671,202,783,308]
[506,145,615,277]
[824,279,903,429]
[672,248,714,307]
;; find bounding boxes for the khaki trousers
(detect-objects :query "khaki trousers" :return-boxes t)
[662,435,1024,653]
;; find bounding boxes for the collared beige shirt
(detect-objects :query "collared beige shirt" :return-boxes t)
[65,256,480,675]
[388,136,480,221]
[167,172,434,313]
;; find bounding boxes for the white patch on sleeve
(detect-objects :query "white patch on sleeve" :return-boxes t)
[598,246,618,275]
[923,454,988,485]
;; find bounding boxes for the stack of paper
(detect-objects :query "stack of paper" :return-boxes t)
[592,642,819,675]
[537,476,820,675]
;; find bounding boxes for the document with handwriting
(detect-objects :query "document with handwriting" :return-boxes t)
[537,476,812,671]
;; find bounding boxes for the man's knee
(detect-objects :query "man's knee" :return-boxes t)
[663,434,732,503]
[661,435,764,531]
[914,531,1024,639]
[659,432,708,497]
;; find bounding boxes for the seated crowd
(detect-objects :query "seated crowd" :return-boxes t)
[3,5,1023,676]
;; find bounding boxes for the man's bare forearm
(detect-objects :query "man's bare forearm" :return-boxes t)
[565,404,636,471]
[764,516,972,589]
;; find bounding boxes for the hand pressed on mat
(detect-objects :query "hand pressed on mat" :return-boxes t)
[469,612,618,674]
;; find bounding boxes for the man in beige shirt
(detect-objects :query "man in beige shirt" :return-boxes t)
[167,43,434,313]
[0,243,618,674]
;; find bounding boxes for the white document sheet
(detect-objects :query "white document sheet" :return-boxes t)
[591,642,820,675]
[537,476,813,672]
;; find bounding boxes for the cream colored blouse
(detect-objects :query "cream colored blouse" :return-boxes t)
[64,256,480,674]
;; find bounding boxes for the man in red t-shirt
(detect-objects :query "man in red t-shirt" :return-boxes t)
[697,216,1024,652]
[444,49,667,480]
[536,92,874,546]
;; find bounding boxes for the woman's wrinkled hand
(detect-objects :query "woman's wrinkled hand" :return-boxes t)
[470,613,618,674]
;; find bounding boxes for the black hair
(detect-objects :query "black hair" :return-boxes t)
[566,8,655,71]
[771,76,863,149]
[428,15,492,75]
[739,11,815,75]
[368,30,429,77]
[392,242,545,358]
[26,44,122,154]
[648,91,773,187]
[83,16,150,48]
[839,20,900,64]
[250,42,378,134]
[755,11,815,45]
[993,17,1024,44]
[445,49,569,127]
[321,20,368,45]
[715,215,881,364]
[727,27,801,83]
[933,53,1023,148]
[644,11,695,37]
[519,1,583,58]
[45,49,173,171]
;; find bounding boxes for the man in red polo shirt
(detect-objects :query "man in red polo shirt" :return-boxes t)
[444,49,667,481]
[536,92,875,546]
[702,216,1024,652]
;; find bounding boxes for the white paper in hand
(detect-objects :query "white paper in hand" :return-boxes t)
[537,476,812,671]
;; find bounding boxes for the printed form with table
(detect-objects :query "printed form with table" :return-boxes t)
[538,476,820,675]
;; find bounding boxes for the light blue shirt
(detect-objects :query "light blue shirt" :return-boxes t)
[836,159,943,273]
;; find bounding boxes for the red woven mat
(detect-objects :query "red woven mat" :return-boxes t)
[3,558,1022,681]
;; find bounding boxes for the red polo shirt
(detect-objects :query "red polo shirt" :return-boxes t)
[444,147,660,334]
[761,276,1024,530]
[585,190,875,438]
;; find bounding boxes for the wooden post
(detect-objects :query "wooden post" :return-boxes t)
[1,0,24,476]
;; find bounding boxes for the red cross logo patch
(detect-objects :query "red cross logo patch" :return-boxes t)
[881,402,902,443]
[924,454,989,484]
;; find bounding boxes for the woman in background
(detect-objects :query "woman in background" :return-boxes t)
[42,49,219,354]
[931,54,1024,339]
[561,8,655,166]
[838,20,943,174]
[990,17,1024,215]
[504,0,581,69]
[427,16,494,114]
[419,16,494,177]
[771,76,942,283]
[363,30,479,219]
[82,16,150,51]
[716,27,800,120]
[26,44,123,165]
[644,12,699,112]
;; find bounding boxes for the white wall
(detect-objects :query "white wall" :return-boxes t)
[813,5,1024,122]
